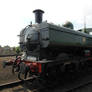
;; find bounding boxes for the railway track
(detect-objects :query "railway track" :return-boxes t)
[65,70,92,92]
[0,54,22,57]
[50,71,92,92]
[0,80,24,90]
[1,71,92,92]
[0,76,38,91]
[1,74,92,92]
[66,81,92,92]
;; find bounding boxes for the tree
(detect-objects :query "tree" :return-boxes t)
[15,46,21,54]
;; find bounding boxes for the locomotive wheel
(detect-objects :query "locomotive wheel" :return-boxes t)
[18,63,30,80]
[44,66,61,81]
[65,63,76,72]
[18,72,25,81]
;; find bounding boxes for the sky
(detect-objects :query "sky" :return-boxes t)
[0,0,92,47]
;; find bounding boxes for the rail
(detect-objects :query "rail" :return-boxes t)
[0,54,22,57]
[0,76,37,90]
[65,81,92,92]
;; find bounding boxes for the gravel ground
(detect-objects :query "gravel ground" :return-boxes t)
[0,57,19,85]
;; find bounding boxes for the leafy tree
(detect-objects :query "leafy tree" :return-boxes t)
[15,46,21,54]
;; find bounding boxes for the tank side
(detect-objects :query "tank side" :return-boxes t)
[48,24,92,48]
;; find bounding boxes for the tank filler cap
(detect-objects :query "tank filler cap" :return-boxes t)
[33,9,44,23]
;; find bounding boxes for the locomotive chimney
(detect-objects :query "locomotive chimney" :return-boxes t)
[33,9,44,23]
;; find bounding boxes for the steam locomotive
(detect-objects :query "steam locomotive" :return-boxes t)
[4,9,92,80]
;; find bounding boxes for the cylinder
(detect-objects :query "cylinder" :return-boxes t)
[33,9,44,23]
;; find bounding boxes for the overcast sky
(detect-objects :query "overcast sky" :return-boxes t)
[0,0,92,47]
